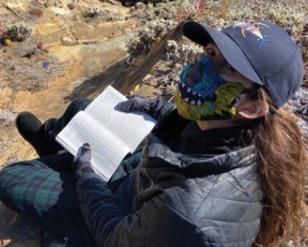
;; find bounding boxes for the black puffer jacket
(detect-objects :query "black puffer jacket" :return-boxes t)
[75,109,263,247]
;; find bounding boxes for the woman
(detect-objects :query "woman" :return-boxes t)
[0,20,306,246]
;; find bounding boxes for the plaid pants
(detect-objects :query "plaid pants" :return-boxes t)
[0,151,141,246]
[0,155,95,246]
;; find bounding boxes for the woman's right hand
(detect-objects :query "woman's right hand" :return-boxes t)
[116,96,152,113]
[116,96,166,120]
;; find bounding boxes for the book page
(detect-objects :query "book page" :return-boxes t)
[56,111,130,180]
[85,86,157,152]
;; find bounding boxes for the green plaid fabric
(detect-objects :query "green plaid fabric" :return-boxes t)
[0,151,142,246]
[0,159,96,246]
[0,151,142,220]
[0,160,72,218]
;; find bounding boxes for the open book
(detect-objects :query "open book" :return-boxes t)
[56,86,157,181]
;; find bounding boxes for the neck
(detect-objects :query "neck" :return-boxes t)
[196,118,250,131]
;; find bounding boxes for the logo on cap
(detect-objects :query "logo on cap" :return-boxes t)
[233,20,271,48]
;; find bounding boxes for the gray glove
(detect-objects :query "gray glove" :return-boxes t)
[116,96,165,120]
[74,143,91,164]
[73,143,93,173]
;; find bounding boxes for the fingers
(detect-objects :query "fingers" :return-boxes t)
[115,96,150,113]
[78,143,91,154]
[74,143,92,163]
[116,97,141,112]
[116,100,134,112]
[81,143,91,152]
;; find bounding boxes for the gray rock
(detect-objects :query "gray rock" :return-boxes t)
[136,2,146,10]
[0,110,17,124]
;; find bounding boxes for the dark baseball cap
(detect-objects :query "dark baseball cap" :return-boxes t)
[183,20,304,108]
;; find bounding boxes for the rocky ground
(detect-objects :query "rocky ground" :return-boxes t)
[0,0,307,246]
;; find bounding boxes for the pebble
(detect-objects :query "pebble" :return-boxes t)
[0,110,17,123]
[61,36,77,46]
[37,42,43,49]
[136,2,146,10]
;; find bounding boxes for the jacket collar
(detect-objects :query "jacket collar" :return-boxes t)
[144,134,256,175]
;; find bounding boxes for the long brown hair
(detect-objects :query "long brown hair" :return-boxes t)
[252,88,307,246]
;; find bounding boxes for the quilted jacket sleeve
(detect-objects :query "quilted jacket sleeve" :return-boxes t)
[75,171,205,247]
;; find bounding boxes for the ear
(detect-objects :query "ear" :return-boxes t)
[235,94,269,119]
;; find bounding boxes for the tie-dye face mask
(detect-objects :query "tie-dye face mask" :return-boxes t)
[175,56,244,121]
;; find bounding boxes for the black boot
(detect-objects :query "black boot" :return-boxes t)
[16,112,63,157]
[122,0,137,7]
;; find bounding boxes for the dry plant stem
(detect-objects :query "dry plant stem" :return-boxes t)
[44,39,99,49]
[78,39,99,45]
[1,4,26,21]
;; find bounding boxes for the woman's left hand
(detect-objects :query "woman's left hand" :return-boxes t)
[73,143,92,171]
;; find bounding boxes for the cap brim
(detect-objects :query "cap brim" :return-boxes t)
[183,21,264,86]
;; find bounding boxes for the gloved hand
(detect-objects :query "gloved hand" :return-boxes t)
[116,96,151,112]
[73,143,94,175]
[74,142,91,163]
[116,96,165,120]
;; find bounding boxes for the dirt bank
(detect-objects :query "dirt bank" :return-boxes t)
[0,0,136,168]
